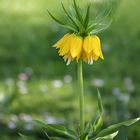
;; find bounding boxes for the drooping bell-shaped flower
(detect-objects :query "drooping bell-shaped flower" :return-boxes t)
[54,34,104,65]
[49,0,111,65]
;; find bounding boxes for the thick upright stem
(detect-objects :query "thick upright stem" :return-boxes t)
[78,60,84,134]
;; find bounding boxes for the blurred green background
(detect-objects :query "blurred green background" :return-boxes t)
[0,0,140,139]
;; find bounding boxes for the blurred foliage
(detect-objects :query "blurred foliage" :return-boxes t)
[0,0,140,140]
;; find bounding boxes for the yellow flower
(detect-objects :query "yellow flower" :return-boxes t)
[53,34,104,65]
[82,35,104,64]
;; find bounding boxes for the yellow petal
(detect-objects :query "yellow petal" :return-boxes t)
[92,52,99,61]
[95,36,104,59]
[91,36,104,58]
[82,50,99,64]
[100,51,104,60]
[76,50,82,61]
[86,52,92,60]
[53,34,70,48]
[70,35,83,58]
[83,36,93,53]
[58,34,73,56]
[81,50,87,62]
[82,50,92,63]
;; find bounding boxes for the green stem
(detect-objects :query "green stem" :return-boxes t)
[78,59,84,134]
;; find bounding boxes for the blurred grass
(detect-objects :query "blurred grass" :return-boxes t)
[0,0,140,139]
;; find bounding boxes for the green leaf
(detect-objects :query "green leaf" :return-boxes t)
[35,120,76,139]
[86,23,98,32]
[73,0,83,23]
[47,10,65,25]
[93,115,103,133]
[96,118,140,138]
[62,24,78,33]
[73,17,85,31]
[61,2,79,30]
[84,5,90,29]
[84,122,92,134]
[48,9,78,32]
[91,90,103,133]
[48,6,80,33]
[97,89,103,115]
[90,20,112,34]
[82,113,103,139]
[93,131,118,140]
[19,134,36,140]
[43,131,52,139]
[86,6,112,34]
[94,5,112,26]
[80,122,92,140]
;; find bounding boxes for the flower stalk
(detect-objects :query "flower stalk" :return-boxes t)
[78,59,84,134]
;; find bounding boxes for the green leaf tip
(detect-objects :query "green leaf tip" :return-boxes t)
[73,0,83,23]
[84,5,90,29]
[35,120,76,139]
[96,117,140,138]
[94,131,118,140]
[61,2,79,30]
[47,10,65,25]
[93,115,103,133]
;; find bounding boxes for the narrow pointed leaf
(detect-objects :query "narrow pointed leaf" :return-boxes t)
[68,6,84,31]
[86,6,112,33]
[72,17,85,33]
[93,115,103,133]
[86,22,98,32]
[47,10,65,25]
[80,122,92,140]
[84,5,90,29]
[94,6,112,25]
[62,24,78,32]
[91,111,103,134]
[61,3,79,30]
[84,122,91,134]
[35,120,76,139]
[90,20,113,34]
[73,0,83,23]
[43,131,52,140]
[96,118,140,138]
[93,131,118,140]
